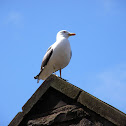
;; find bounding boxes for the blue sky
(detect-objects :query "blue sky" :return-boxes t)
[0,0,126,125]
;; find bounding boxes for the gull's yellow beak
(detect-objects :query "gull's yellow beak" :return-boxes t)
[68,33,76,36]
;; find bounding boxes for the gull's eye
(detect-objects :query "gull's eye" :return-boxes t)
[63,31,66,33]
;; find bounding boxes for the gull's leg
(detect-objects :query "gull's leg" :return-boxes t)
[60,68,61,78]
[53,64,56,74]
[59,68,68,81]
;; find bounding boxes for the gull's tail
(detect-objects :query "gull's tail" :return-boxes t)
[34,75,40,83]
[34,69,43,83]
[34,70,43,83]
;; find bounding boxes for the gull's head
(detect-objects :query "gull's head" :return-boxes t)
[56,30,76,40]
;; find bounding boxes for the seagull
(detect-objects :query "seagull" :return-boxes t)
[34,30,76,83]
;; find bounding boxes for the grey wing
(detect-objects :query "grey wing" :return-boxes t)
[46,46,52,52]
[41,46,53,70]
[70,50,72,59]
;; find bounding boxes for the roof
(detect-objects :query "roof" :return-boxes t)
[9,74,126,126]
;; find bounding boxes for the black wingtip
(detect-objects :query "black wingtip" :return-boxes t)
[34,75,38,79]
